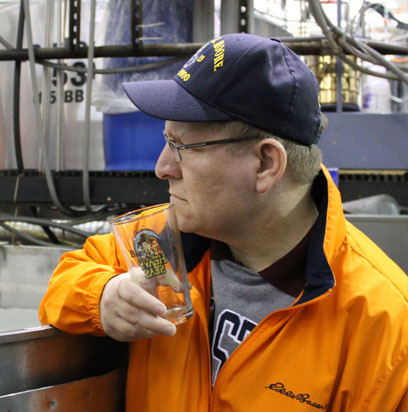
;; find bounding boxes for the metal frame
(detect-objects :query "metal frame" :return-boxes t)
[0,170,169,207]
[0,326,128,410]
[0,0,406,212]
[0,0,406,62]
[69,0,81,52]
[131,0,143,50]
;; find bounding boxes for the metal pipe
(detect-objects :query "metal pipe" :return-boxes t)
[1,39,406,62]
[336,0,342,113]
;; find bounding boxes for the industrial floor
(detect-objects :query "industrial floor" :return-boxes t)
[0,308,41,332]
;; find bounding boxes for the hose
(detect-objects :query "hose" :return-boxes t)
[82,0,96,213]
[0,214,91,248]
[12,0,25,174]
[23,0,76,216]
[307,0,408,85]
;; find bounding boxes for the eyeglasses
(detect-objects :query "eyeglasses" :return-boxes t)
[163,130,256,161]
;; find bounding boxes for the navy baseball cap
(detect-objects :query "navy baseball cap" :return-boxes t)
[123,33,322,146]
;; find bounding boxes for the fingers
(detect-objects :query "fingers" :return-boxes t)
[100,272,177,342]
[129,265,183,293]
[108,311,175,342]
[163,268,183,292]
[120,304,176,338]
[118,277,166,316]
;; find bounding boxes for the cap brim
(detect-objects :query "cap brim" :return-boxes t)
[123,80,233,122]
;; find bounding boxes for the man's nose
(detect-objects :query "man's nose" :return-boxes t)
[155,144,182,180]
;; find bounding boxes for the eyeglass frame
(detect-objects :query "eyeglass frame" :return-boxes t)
[162,130,257,161]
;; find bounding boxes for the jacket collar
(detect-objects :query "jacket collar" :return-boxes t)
[181,166,344,303]
[297,167,340,303]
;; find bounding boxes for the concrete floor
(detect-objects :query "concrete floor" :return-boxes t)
[0,244,69,334]
[0,308,41,332]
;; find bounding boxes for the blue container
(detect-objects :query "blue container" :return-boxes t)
[103,112,165,171]
[328,167,339,187]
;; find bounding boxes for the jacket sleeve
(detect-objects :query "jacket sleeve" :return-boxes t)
[39,233,127,335]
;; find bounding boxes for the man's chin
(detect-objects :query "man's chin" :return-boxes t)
[171,203,202,233]
[175,218,194,234]
[173,212,196,234]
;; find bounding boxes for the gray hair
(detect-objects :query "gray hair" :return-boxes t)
[211,119,324,184]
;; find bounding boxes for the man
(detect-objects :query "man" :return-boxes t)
[39,33,408,411]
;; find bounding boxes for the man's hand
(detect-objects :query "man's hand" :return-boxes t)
[100,271,177,342]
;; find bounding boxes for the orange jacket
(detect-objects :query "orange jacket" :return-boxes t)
[39,168,408,411]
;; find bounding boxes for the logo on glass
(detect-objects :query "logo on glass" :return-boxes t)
[132,230,168,278]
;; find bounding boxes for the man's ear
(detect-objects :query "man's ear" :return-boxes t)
[255,139,287,193]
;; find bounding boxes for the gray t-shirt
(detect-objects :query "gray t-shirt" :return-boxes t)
[210,258,295,383]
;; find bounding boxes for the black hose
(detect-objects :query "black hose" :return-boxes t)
[0,221,60,247]
[0,214,91,238]
[30,206,61,244]
[12,0,25,174]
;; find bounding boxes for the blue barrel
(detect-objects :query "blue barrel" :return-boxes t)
[103,112,165,171]
[100,0,193,171]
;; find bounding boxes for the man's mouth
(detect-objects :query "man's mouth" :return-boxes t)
[169,193,185,202]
